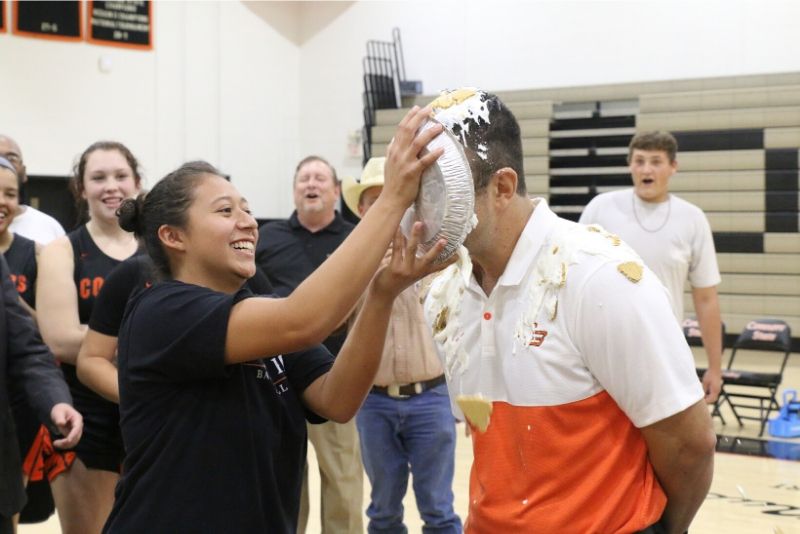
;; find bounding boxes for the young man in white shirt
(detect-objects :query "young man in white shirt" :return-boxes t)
[579,131,723,403]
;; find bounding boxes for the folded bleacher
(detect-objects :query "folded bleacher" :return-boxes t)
[370,72,800,348]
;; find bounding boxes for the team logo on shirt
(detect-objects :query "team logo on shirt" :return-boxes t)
[78,276,105,299]
[9,273,27,294]
[243,355,289,395]
[528,323,548,347]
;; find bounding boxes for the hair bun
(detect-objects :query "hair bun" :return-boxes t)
[117,195,145,235]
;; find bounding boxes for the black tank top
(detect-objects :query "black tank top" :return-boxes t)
[63,225,134,407]
[69,225,129,323]
[3,233,37,308]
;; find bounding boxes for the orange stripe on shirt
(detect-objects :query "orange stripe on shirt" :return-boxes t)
[466,390,665,534]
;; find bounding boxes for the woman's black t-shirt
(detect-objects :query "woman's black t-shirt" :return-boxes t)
[88,255,151,336]
[104,281,333,533]
[89,255,274,337]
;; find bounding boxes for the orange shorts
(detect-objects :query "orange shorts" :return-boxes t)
[22,425,76,482]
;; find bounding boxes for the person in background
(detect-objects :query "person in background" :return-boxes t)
[256,155,362,533]
[0,251,83,534]
[0,155,62,530]
[36,141,142,534]
[579,131,723,404]
[0,135,65,245]
[342,156,462,534]
[0,157,38,315]
[422,89,715,533]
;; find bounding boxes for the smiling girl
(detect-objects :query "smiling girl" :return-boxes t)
[102,107,447,533]
[36,141,142,534]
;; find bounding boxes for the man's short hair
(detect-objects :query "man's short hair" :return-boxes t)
[628,131,678,163]
[432,91,526,196]
[294,155,339,185]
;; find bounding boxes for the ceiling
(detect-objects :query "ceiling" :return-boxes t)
[241,1,355,46]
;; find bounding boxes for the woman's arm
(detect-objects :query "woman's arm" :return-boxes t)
[225,107,444,364]
[303,226,451,422]
[36,236,87,364]
[76,329,120,402]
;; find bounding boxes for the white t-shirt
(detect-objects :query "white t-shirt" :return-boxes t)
[9,206,66,245]
[579,188,721,322]
[422,200,703,532]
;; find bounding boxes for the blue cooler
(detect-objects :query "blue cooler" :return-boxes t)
[768,389,800,438]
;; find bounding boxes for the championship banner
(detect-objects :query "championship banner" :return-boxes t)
[87,1,152,50]
[12,0,82,42]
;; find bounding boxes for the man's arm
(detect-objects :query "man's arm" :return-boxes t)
[692,285,723,403]
[2,256,74,428]
[641,400,716,534]
[573,260,713,533]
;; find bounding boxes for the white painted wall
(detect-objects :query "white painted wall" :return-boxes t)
[1,1,799,218]
[0,0,300,218]
[299,0,800,184]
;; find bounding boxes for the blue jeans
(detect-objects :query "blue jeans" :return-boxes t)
[356,383,462,534]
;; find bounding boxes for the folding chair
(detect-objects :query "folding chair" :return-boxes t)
[718,319,792,437]
[682,317,726,423]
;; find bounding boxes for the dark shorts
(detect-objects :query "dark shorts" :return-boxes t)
[58,366,125,473]
[65,397,124,473]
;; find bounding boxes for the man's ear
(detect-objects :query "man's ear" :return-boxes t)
[157,224,187,252]
[491,167,519,207]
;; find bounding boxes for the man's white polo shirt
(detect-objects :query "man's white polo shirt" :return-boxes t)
[424,199,703,533]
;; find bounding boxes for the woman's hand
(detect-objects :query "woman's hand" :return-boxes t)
[381,106,444,212]
[371,222,454,300]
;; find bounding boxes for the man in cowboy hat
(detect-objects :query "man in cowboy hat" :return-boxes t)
[342,157,462,534]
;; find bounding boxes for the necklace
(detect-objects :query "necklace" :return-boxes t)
[631,193,671,233]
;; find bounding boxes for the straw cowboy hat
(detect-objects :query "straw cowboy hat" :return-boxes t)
[342,157,386,216]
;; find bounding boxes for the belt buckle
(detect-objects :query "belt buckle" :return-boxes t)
[387,384,409,399]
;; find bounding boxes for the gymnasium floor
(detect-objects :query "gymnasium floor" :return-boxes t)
[20,351,800,534]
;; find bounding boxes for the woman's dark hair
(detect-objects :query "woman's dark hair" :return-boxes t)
[70,141,143,224]
[117,160,221,279]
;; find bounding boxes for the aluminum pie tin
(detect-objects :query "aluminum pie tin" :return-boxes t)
[400,120,474,263]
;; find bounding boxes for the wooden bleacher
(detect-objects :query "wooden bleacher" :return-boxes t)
[370,72,800,348]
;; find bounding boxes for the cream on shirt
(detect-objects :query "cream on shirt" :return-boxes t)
[579,188,721,322]
[424,199,702,426]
